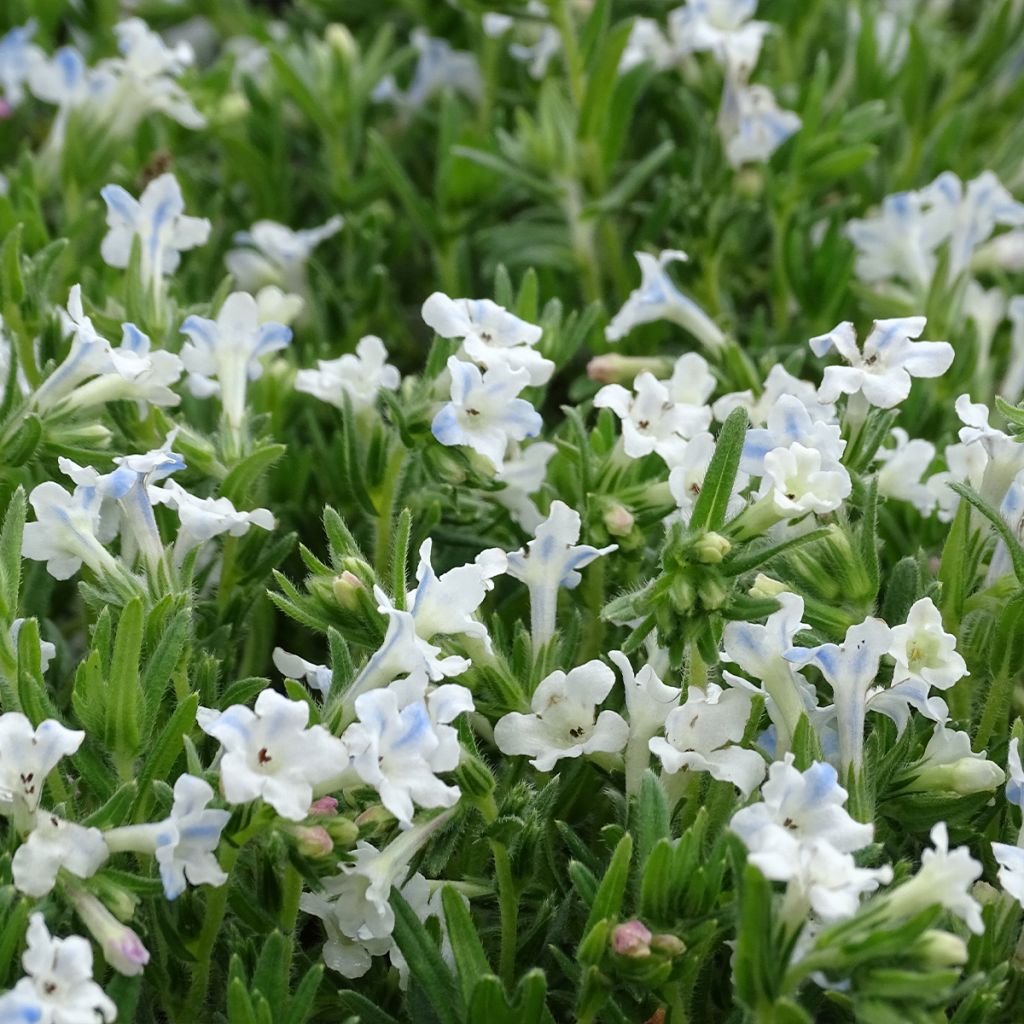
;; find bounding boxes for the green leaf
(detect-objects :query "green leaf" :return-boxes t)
[337,992,401,1024]
[221,444,287,507]
[442,886,492,1005]
[581,833,633,941]
[390,888,463,1024]
[131,693,199,818]
[390,507,412,611]
[690,408,749,533]
[107,598,144,760]
[0,486,25,623]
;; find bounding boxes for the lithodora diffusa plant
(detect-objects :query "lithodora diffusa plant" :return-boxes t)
[3,0,1024,1022]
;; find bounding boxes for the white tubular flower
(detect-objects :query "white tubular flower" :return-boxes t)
[667,351,716,410]
[810,318,954,409]
[719,79,801,168]
[273,648,332,695]
[909,725,1005,796]
[255,285,304,326]
[783,839,892,924]
[881,822,983,934]
[620,18,674,73]
[0,713,83,822]
[493,661,629,772]
[388,874,458,988]
[605,250,725,351]
[759,441,852,516]
[295,335,400,412]
[973,229,1024,273]
[508,10,561,79]
[649,682,765,797]
[714,363,837,427]
[785,617,892,773]
[22,481,125,583]
[876,429,937,514]
[742,394,846,476]
[65,886,150,977]
[889,598,967,694]
[506,500,616,648]
[721,593,818,755]
[431,357,542,472]
[149,479,274,565]
[964,281,1007,376]
[955,394,1024,508]
[992,842,1024,907]
[301,811,454,978]
[595,371,708,463]
[226,215,344,294]
[668,0,771,73]
[0,22,43,108]
[925,438,988,523]
[608,650,682,796]
[12,812,109,897]
[197,689,349,821]
[0,913,116,1023]
[103,774,230,900]
[344,684,472,826]
[729,756,875,873]
[494,441,557,530]
[408,539,506,651]
[373,29,482,109]
[180,292,292,429]
[100,173,210,292]
[422,293,553,386]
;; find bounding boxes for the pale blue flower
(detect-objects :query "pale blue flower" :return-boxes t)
[0,22,43,107]
[742,394,845,475]
[373,29,481,110]
[227,214,344,294]
[719,79,800,168]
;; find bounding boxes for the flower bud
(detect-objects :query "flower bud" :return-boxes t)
[735,166,764,198]
[324,815,359,847]
[333,570,366,609]
[916,930,968,969]
[453,755,496,801]
[670,577,696,614]
[650,933,686,957]
[694,531,731,564]
[287,824,334,858]
[603,504,635,538]
[326,23,358,60]
[587,354,667,385]
[309,796,339,817]
[67,887,150,977]
[749,573,787,600]
[913,757,1005,795]
[611,919,652,958]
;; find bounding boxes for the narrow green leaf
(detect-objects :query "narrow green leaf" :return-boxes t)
[442,886,492,1005]
[690,408,748,533]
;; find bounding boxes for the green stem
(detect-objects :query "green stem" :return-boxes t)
[550,0,585,109]
[491,839,518,988]
[665,984,689,1024]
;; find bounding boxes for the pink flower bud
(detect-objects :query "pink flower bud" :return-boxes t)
[603,504,635,537]
[587,354,666,385]
[309,796,339,817]
[288,824,334,858]
[611,919,652,958]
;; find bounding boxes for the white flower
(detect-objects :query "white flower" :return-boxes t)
[12,812,109,897]
[649,682,765,797]
[811,318,954,409]
[1004,296,1024,404]
[714,364,836,427]
[100,173,210,291]
[422,293,553,386]
[955,394,1024,508]
[493,661,629,772]
[1007,736,1024,811]
[882,822,983,934]
[301,812,453,977]
[608,650,681,795]
[785,617,893,772]
[992,842,1024,907]
[180,292,292,429]
[431,357,542,472]
[295,335,400,412]
[667,433,717,518]
[0,22,43,108]
[876,429,937,514]
[925,438,988,522]
[22,481,123,583]
[620,18,674,73]
[273,648,332,694]
[506,500,616,647]
[605,250,725,351]
[65,886,150,978]
[719,79,801,168]
[964,281,1007,375]
[149,479,274,565]
[0,913,116,1023]
[909,725,1005,796]
[103,774,230,900]
[742,393,846,476]
[494,441,557,530]
[0,713,83,820]
[373,29,482,109]
[890,597,967,694]
[198,689,349,821]
[387,874,458,987]
[730,756,874,875]
[667,351,717,408]
[226,215,343,294]
[408,539,506,651]
[595,371,709,463]
[344,684,472,826]
[759,441,852,516]
[783,839,892,924]
[721,593,818,754]
[255,285,304,325]
[669,0,770,71]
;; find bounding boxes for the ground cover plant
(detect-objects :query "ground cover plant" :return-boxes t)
[2,1,1024,1021]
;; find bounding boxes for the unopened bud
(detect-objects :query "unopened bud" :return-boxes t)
[587,353,667,385]
[650,933,686,957]
[326,23,358,60]
[670,577,696,614]
[288,824,334,858]
[611,919,652,958]
[913,757,1005,795]
[453,755,496,801]
[917,929,968,969]
[735,166,764,199]
[333,570,366,609]
[603,504,635,538]
[325,815,359,847]
[749,573,787,600]
[67,887,150,977]
[309,796,339,816]
[694,531,731,564]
